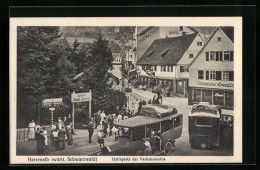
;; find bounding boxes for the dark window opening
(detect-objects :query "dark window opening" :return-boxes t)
[189,54,193,58]
[161,119,173,133]
[173,115,182,128]
[229,71,234,81]
[198,70,204,79]
[180,66,185,72]
[179,26,183,31]
[206,71,209,80]
[216,71,222,80]
[218,37,221,41]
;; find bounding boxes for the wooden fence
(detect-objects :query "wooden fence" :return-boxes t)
[16,125,52,143]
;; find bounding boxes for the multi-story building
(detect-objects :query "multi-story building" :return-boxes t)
[186,27,234,108]
[137,33,205,96]
[136,26,197,63]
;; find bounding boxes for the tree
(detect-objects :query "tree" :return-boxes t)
[69,32,127,114]
[17,26,76,127]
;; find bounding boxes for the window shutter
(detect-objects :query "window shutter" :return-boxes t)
[206,52,209,61]
[216,51,219,61]
[220,51,223,61]
[230,51,234,61]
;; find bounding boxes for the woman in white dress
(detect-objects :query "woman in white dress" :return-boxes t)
[28,120,36,141]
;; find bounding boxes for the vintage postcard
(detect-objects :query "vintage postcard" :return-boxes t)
[10,17,242,164]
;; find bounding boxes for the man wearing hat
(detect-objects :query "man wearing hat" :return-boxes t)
[87,119,94,144]
[57,117,64,130]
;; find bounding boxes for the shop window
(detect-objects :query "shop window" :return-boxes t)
[203,90,212,102]
[180,66,185,72]
[206,71,209,80]
[189,54,193,58]
[194,89,201,102]
[229,71,234,81]
[222,71,229,81]
[210,71,216,80]
[198,70,204,79]
[216,71,222,80]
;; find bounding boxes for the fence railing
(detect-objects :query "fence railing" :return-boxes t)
[16,125,52,143]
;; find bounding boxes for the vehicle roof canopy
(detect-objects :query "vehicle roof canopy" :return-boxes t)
[115,114,179,128]
[138,104,177,118]
[189,104,220,118]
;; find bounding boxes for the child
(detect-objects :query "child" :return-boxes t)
[97,131,105,148]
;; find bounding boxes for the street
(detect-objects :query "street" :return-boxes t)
[17,87,233,156]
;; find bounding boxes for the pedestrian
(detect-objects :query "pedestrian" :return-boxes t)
[35,127,40,154]
[52,125,59,149]
[64,116,68,126]
[149,130,156,155]
[66,123,73,145]
[97,123,104,132]
[57,117,64,130]
[67,114,76,135]
[38,129,45,154]
[97,130,105,148]
[103,120,108,137]
[28,120,36,141]
[58,126,66,150]
[42,127,48,147]
[100,111,106,123]
[87,119,94,144]
[143,140,152,156]
[117,113,122,122]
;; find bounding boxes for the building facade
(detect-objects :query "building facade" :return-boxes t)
[136,26,196,63]
[187,27,234,108]
[137,33,204,96]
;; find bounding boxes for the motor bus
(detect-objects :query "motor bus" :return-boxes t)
[188,102,222,149]
[93,104,183,156]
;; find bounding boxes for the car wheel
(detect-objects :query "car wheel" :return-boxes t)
[164,142,172,155]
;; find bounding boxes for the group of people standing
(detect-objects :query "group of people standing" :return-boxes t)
[91,105,140,148]
[51,114,75,150]
[28,120,48,155]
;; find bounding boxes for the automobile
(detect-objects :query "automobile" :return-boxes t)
[91,104,183,156]
[188,102,221,149]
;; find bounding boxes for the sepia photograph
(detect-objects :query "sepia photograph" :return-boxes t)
[10,17,242,164]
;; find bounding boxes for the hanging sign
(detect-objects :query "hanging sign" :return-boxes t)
[42,98,63,107]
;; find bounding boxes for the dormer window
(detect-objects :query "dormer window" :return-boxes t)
[161,49,169,58]
[147,50,155,59]
[189,54,193,58]
[218,37,221,41]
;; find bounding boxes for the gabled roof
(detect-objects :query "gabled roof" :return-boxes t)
[137,33,198,65]
[220,27,234,43]
[190,27,217,41]
[186,27,234,69]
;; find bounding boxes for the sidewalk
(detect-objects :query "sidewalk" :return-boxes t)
[16,129,116,156]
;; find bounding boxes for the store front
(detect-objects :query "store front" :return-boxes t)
[188,87,234,108]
